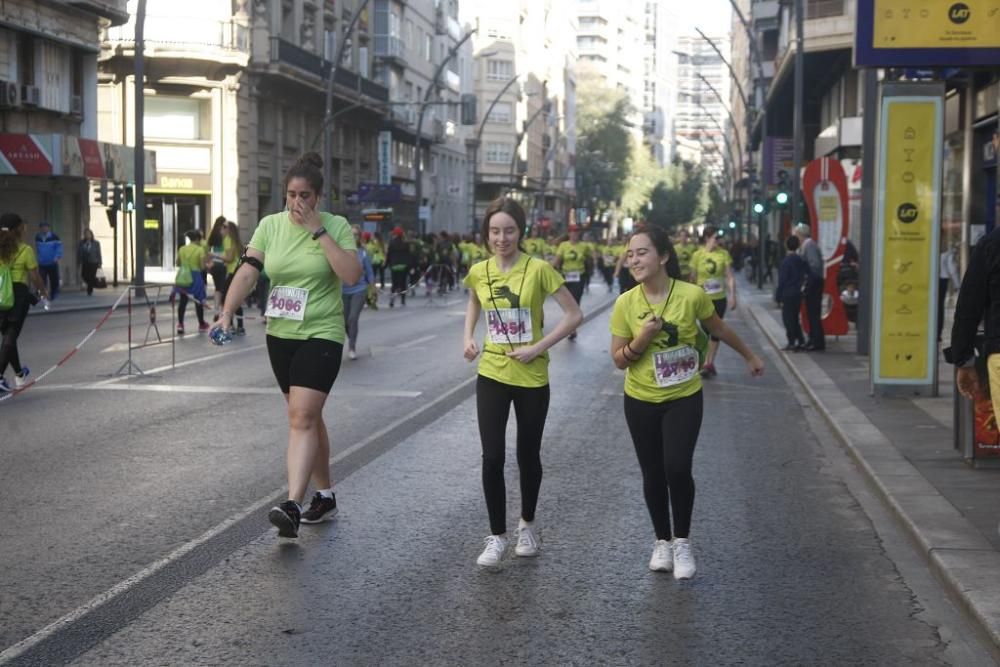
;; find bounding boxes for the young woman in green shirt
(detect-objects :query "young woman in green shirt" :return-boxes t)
[214,152,361,538]
[462,198,582,568]
[610,225,763,579]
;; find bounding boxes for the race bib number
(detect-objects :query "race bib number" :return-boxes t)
[564,271,581,283]
[653,346,699,388]
[703,278,724,295]
[487,308,533,345]
[265,286,309,321]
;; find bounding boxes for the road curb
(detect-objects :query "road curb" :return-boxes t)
[745,301,1000,655]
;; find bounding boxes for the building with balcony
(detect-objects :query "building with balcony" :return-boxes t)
[0,0,150,290]
[372,0,472,234]
[462,0,577,231]
[98,0,388,281]
[675,33,731,181]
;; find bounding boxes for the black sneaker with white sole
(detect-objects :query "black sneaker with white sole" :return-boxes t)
[268,500,301,538]
[300,492,338,524]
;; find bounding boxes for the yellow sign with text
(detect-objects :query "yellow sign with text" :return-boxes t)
[877,99,940,382]
[873,0,1000,49]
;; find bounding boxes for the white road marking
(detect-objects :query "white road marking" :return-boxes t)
[0,372,474,665]
[398,334,437,348]
[33,384,421,398]
[90,343,269,386]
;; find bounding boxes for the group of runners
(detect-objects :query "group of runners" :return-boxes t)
[200,151,764,580]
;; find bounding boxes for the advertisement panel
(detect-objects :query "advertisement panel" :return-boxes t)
[800,158,850,337]
[855,0,1000,67]
[872,85,943,388]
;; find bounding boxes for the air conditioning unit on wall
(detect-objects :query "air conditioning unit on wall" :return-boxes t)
[0,79,19,108]
[21,85,40,107]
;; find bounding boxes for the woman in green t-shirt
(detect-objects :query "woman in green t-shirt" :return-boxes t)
[0,213,48,394]
[610,225,763,580]
[689,225,737,378]
[462,198,582,568]
[213,152,361,539]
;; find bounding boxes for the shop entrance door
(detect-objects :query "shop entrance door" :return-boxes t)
[146,195,207,270]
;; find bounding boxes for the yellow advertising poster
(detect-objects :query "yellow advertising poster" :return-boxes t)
[872,0,1000,49]
[875,96,942,384]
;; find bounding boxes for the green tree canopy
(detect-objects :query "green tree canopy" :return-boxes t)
[575,68,633,210]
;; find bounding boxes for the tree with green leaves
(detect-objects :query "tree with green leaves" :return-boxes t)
[575,68,633,217]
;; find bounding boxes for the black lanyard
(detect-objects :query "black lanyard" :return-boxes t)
[639,279,674,329]
[485,255,531,352]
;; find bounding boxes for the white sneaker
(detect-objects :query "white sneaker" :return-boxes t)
[14,367,29,389]
[648,539,673,572]
[672,538,696,580]
[476,534,508,568]
[515,520,540,557]
[348,348,357,360]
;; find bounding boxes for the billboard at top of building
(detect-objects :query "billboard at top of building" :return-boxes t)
[855,0,1000,67]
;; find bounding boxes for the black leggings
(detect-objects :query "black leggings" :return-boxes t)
[390,268,408,302]
[565,280,584,305]
[177,292,205,327]
[476,375,550,535]
[0,284,30,376]
[623,391,703,540]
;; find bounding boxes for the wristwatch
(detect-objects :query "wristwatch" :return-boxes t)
[312,227,327,241]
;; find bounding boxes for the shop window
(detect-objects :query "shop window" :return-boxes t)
[145,96,203,140]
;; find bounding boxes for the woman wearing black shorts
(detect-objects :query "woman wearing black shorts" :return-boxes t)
[214,152,361,538]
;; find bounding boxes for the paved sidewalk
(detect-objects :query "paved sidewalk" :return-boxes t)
[743,283,1000,652]
[29,285,173,315]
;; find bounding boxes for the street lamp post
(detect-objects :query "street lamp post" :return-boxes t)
[467,75,521,231]
[322,0,374,212]
[414,28,477,236]
[508,83,548,190]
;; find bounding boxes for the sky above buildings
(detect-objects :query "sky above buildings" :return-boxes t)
[667,1,733,38]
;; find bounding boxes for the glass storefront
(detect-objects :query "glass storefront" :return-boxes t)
[144,194,208,270]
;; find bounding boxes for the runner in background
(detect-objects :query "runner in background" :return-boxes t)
[673,229,698,282]
[689,225,735,378]
[213,152,360,538]
[342,224,375,360]
[365,232,386,290]
[174,229,210,335]
[0,213,48,393]
[463,197,582,568]
[610,224,763,579]
[206,217,234,313]
[523,226,547,260]
[599,236,622,292]
[552,223,590,340]
[386,226,411,308]
[225,221,246,335]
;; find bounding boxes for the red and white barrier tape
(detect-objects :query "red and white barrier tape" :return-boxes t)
[0,288,130,403]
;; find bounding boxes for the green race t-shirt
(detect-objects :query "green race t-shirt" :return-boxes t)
[676,242,698,274]
[610,280,715,403]
[177,243,206,271]
[248,211,356,343]
[2,243,37,285]
[556,241,591,275]
[223,235,239,275]
[690,247,732,300]
[463,254,565,388]
[523,238,547,259]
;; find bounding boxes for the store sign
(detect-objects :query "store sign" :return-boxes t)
[872,84,944,388]
[0,133,53,175]
[0,134,155,182]
[377,131,392,185]
[855,0,1000,67]
[153,172,212,192]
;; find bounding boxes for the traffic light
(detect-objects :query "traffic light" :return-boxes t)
[124,184,134,212]
[753,200,766,215]
[775,191,789,206]
[774,170,790,207]
[93,181,108,206]
[111,184,123,211]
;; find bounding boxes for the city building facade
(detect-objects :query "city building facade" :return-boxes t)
[674,33,731,182]
[462,0,577,230]
[0,0,147,289]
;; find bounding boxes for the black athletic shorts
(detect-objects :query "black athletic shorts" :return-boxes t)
[266,335,343,395]
[710,298,727,341]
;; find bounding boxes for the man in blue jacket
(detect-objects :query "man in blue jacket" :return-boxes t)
[776,235,809,351]
[35,221,63,300]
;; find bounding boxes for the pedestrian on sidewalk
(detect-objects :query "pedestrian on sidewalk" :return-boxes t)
[689,225,736,377]
[212,152,361,538]
[173,229,210,335]
[0,213,49,393]
[775,235,808,351]
[463,197,583,568]
[794,223,826,351]
[610,224,764,579]
[77,228,103,296]
[34,221,62,300]
[342,224,374,360]
[950,226,1000,417]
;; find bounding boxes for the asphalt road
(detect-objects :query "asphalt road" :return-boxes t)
[0,284,994,665]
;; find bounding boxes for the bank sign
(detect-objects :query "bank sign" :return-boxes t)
[855,0,1000,67]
